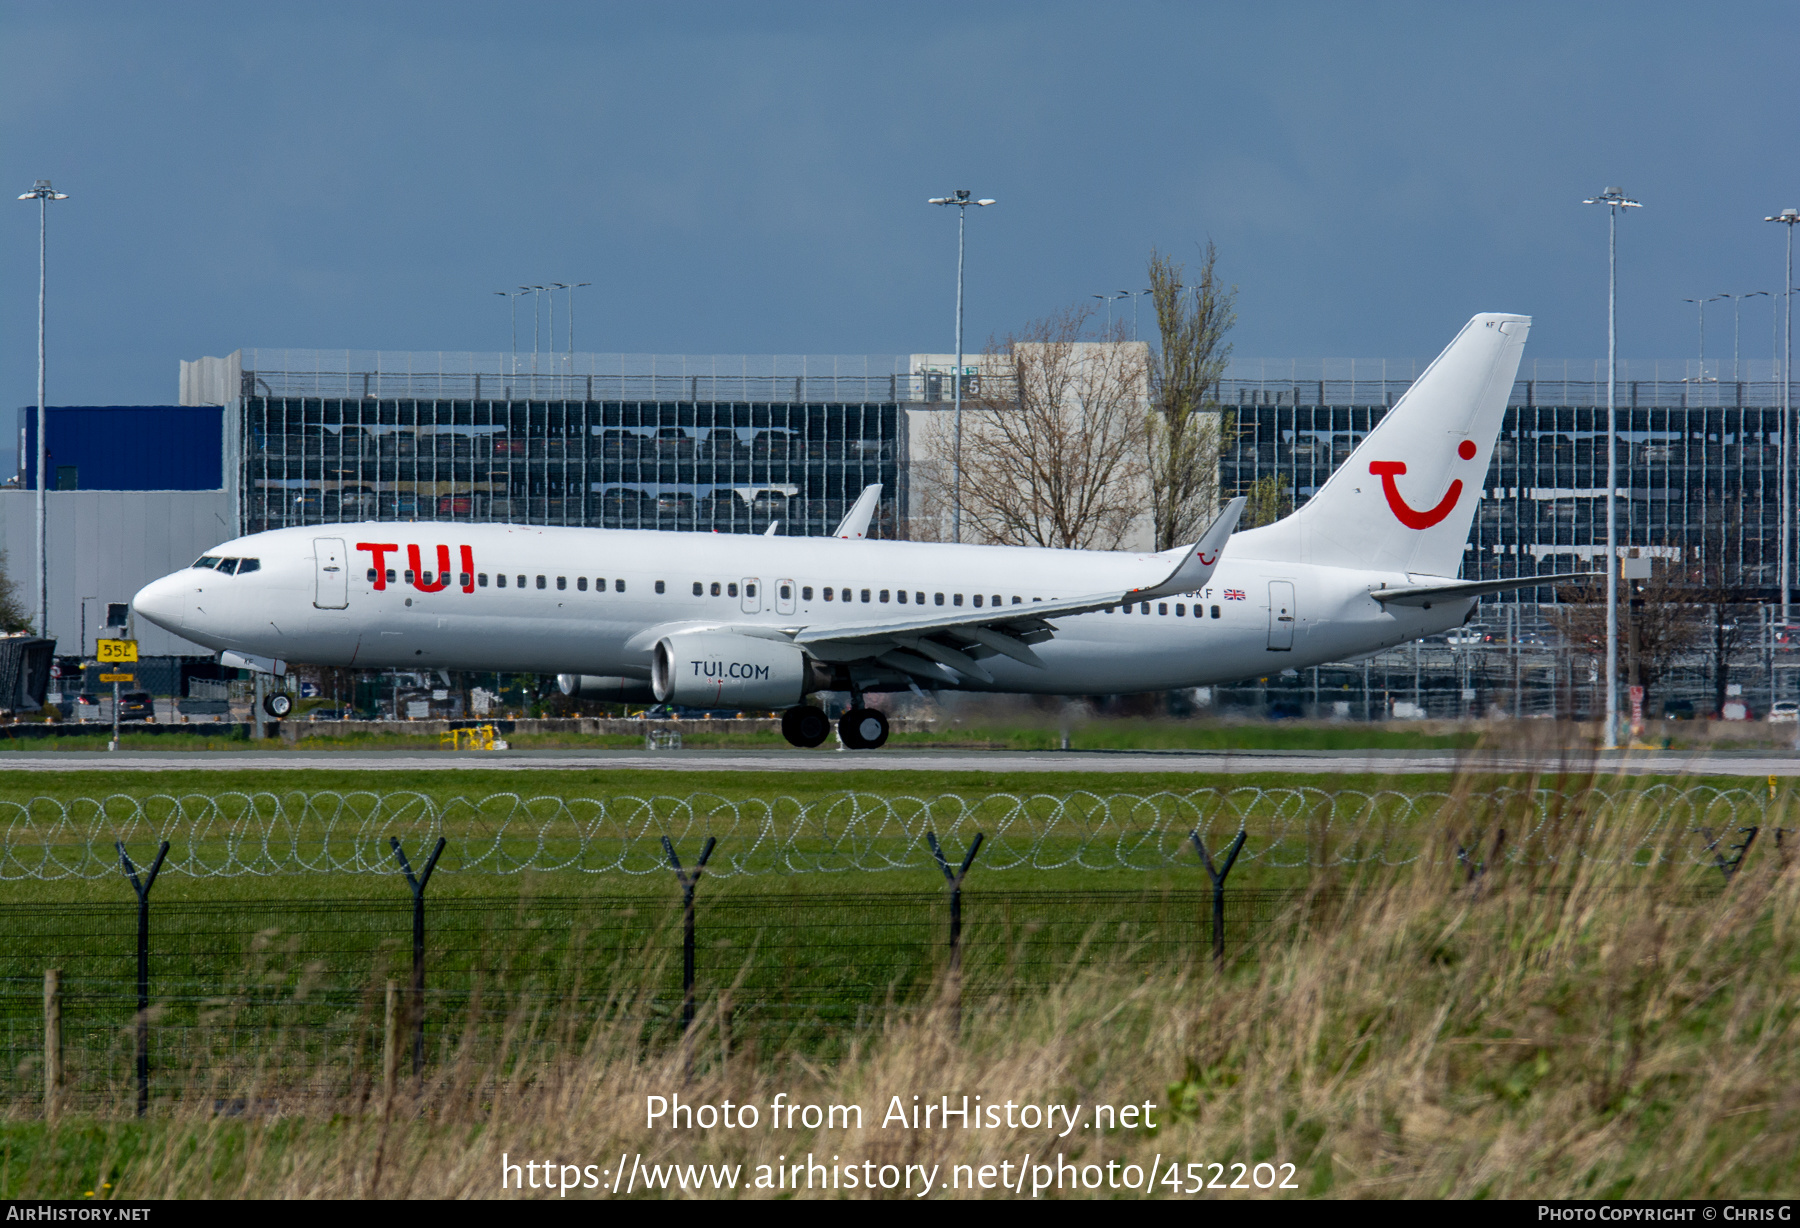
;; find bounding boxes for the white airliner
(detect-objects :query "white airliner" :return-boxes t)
[133,312,1574,749]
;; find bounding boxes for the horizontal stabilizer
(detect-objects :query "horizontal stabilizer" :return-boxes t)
[1371,571,1596,607]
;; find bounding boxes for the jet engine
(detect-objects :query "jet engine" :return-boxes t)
[556,674,657,703]
[651,632,810,709]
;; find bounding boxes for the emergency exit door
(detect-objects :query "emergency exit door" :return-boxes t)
[314,538,349,609]
[1267,581,1295,650]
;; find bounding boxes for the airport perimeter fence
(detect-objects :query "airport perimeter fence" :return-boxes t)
[3,786,1791,1117]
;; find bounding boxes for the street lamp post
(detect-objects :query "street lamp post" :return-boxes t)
[1585,186,1641,750]
[1768,209,1800,620]
[562,282,591,372]
[18,180,68,641]
[1727,292,1769,382]
[1683,295,1726,383]
[494,290,528,390]
[928,190,995,544]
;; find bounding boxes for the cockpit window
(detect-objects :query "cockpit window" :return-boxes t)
[194,556,222,570]
[236,558,260,574]
[216,558,240,575]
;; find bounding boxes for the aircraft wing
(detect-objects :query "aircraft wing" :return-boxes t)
[1370,571,1596,607]
[789,497,1245,684]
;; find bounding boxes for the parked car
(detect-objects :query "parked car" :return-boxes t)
[117,691,156,721]
[1768,701,1798,724]
[1661,699,1697,720]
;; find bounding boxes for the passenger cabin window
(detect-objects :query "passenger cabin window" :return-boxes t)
[1211,605,1221,619]
[823,587,834,600]
[972,594,983,608]
[368,569,378,582]
[991,595,1000,606]
[802,586,813,601]
[458,572,471,587]
[1158,603,1168,616]
[576,577,586,591]
[655,581,666,594]
[386,569,396,584]
[497,574,507,588]
[953,594,963,606]
[404,570,415,584]
[536,575,546,590]
[1175,603,1185,616]
[692,582,703,596]
[557,576,567,591]
[516,575,525,588]
[879,589,890,603]
[917,592,925,604]
[860,588,870,603]
[615,579,625,592]
[479,573,489,587]
[935,593,945,606]
[728,582,738,598]
[779,584,791,600]
[897,590,907,603]
[711,582,721,596]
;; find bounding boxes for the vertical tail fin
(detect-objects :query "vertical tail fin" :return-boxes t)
[1236,312,1529,577]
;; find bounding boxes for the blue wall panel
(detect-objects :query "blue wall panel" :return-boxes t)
[18,406,224,490]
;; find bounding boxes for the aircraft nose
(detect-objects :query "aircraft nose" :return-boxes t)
[131,572,190,634]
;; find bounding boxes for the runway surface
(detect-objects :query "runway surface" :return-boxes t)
[0,747,1796,776]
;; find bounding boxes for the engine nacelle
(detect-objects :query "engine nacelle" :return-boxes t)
[651,632,808,709]
[556,674,657,703]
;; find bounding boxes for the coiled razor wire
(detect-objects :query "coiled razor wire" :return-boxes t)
[0,786,1779,881]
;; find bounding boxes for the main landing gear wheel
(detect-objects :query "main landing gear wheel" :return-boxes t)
[781,705,831,748]
[263,693,292,718]
[837,707,889,750]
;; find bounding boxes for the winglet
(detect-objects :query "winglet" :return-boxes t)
[833,484,882,539]
[1129,496,1246,601]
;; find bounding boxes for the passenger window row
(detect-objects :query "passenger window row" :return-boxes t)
[1104,601,1222,619]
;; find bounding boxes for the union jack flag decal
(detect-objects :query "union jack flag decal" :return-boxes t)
[1224,588,1246,601]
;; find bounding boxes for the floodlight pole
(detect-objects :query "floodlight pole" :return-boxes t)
[930,190,994,544]
[19,181,67,640]
[1585,187,1640,750]
[564,282,590,373]
[1769,210,1800,622]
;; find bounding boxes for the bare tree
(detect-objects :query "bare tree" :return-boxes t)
[919,305,1149,549]
[1146,243,1237,549]
[0,552,31,633]
[1552,555,1703,710]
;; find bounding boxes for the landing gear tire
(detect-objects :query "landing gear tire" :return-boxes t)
[263,693,292,719]
[837,706,889,750]
[781,704,831,748]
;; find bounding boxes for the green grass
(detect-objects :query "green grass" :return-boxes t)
[0,718,1485,753]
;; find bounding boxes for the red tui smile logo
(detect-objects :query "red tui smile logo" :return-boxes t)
[1369,440,1478,530]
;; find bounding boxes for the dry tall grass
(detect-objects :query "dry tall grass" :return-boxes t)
[10,798,1797,1200]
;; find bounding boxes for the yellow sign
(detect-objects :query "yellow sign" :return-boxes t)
[96,638,138,663]
[98,673,134,683]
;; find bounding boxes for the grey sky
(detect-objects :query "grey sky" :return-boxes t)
[4,0,1797,407]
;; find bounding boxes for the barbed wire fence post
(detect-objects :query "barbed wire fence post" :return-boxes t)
[662,835,716,1042]
[926,830,983,1033]
[389,836,445,1078]
[1189,828,1245,969]
[116,839,169,1118]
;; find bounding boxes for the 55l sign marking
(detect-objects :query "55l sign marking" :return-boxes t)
[96,638,139,664]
